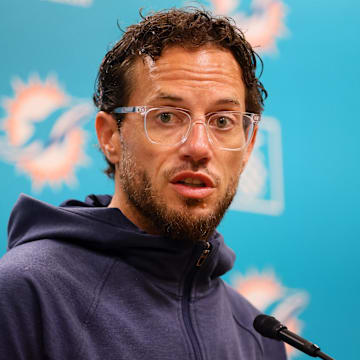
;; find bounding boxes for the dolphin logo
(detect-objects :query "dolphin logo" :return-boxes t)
[210,0,288,53]
[1,74,93,191]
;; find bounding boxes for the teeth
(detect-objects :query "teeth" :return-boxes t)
[182,178,205,186]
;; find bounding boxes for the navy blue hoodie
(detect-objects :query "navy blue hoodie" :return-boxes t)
[0,194,286,360]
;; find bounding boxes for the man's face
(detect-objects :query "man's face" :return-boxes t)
[106,45,256,242]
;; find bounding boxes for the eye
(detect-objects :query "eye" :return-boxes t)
[210,115,234,130]
[159,112,173,123]
[148,108,189,128]
[216,117,229,128]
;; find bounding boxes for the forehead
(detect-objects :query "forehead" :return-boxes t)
[129,45,245,108]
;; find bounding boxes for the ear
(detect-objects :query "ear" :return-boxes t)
[242,126,258,168]
[95,111,121,164]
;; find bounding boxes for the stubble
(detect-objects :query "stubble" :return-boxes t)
[118,138,240,243]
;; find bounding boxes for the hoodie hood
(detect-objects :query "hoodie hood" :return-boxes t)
[7,194,236,288]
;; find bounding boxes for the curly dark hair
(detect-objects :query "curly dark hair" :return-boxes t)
[93,7,267,178]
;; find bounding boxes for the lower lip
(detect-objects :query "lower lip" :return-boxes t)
[170,183,215,199]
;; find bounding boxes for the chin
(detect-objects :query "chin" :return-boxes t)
[178,197,216,215]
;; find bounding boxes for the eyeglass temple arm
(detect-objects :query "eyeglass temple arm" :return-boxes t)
[113,106,145,114]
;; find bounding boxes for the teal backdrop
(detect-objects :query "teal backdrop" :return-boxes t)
[1,0,359,359]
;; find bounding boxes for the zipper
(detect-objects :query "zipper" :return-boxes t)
[182,241,212,360]
[196,242,211,267]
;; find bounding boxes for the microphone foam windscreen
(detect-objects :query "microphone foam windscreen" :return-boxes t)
[253,314,283,339]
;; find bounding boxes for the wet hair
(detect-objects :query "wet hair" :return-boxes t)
[93,7,267,178]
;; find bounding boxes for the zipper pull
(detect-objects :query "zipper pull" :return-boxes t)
[196,242,211,267]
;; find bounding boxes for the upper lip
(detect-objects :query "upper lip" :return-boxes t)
[170,171,215,187]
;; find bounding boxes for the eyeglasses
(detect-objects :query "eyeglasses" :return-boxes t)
[113,106,261,151]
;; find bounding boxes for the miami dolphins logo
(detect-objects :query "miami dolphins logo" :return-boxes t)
[0,74,93,191]
[232,269,309,358]
[210,0,288,53]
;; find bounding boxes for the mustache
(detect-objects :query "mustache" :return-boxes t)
[164,164,220,187]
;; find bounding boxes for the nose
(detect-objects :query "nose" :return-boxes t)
[178,121,213,164]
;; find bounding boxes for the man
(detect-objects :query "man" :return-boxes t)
[0,8,286,360]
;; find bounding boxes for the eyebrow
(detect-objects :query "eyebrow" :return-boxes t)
[156,93,183,102]
[214,98,241,106]
[153,93,241,106]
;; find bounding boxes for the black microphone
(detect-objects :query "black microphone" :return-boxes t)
[253,314,335,360]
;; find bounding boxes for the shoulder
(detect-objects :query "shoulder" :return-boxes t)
[0,240,71,304]
[0,240,76,285]
[0,240,58,285]
[1,238,111,274]
[0,239,115,306]
[223,282,287,360]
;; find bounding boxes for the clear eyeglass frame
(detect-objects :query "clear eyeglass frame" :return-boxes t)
[113,105,261,151]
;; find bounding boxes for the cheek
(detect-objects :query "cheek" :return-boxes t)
[223,153,245,179]
[120,124,149,161]
[128,140,171,183]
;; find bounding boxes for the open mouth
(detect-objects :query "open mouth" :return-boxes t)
[169,171,215,199]
[176,177,206,188]
[170,171,215,200]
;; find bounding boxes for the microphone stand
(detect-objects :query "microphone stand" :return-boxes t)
[253,314,335,360]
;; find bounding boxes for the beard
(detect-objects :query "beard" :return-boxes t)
[118,139,240,244]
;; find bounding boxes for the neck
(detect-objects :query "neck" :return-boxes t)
[108,190,160,235]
